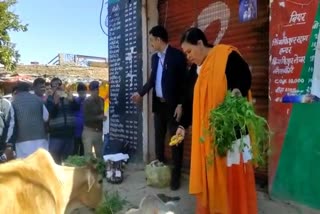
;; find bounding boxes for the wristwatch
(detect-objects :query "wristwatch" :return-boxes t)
[0,153,7,162]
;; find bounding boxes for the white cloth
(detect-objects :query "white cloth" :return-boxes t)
[103,153,129,162]
[43,105,49,122]
[103,109,109,134]
[15,139,48,159]
[155,45,169,98]
[226,135,252,167]
[197,65,202,75]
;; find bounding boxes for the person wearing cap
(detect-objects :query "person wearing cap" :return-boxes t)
[82,81,105,158]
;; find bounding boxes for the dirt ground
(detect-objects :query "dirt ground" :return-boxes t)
[76,164,319,214]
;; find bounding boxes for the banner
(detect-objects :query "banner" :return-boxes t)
[269,0,320,209]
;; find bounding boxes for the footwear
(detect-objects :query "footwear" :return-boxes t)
[170,177,180,190]
[157,193,180,202]
[170,168,181,190]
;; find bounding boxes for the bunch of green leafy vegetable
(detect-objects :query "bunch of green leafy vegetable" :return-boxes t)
[63,155,88,167]
[63,155,106,176]
[203,91,270,166]
[95,191,127,214]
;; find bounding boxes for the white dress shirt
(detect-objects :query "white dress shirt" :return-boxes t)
[155,45,169,98]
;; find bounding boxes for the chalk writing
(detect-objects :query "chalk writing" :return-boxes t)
[108,0,143,159]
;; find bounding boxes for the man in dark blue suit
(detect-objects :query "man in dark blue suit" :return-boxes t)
[131,25,187,190]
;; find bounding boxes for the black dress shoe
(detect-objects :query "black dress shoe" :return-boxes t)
[157,193,181,202]
[170,178,180,190]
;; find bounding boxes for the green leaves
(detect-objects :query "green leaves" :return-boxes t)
[63,155,88,166]
[0,0,28,70]
[204,91,270,166]
[96,191,127,214]
[63,155,106,176]
[200,136,205,143]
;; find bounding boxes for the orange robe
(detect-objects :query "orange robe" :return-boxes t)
[190,45,257,214]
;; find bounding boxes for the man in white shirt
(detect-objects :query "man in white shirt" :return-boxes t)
[131,25,187,190]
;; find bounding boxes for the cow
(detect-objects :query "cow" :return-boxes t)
[0,148,103,214]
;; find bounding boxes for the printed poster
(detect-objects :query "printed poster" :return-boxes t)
[239,0,257,22]
[269,0,320,209]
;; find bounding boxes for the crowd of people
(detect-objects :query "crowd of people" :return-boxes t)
[0,24,259,214]
[0,77,109,165]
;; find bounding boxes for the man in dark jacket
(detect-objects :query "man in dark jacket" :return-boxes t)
[131,25,187,190]
[46,78,76,164]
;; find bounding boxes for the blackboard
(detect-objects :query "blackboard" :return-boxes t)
[108,0,143,162]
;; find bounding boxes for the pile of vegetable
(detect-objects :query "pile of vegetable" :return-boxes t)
[95,191,127,214]
[202,91,270,166]
[63,155,105,176]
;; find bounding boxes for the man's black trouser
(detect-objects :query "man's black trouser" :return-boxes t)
[153,101,184,179]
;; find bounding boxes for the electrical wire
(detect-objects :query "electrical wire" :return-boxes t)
[100,0,108,36]
[286,0,314,6]
[164,1,168,27]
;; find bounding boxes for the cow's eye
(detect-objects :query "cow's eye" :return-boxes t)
[98,179,103,184]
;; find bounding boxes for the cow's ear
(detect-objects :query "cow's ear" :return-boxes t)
[87,157,98,169]
[87,171,96,192]
[87,162,96,170]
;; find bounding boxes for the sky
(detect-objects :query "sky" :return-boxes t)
[9,0,108,65]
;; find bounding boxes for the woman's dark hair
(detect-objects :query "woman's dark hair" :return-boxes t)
[180,27,213,48]
[149,25,169,43]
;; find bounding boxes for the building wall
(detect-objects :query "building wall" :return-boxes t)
[269,0,320,210]
[144,0,159,162]
[144,0,320,210]
[0,64,108,81]
[157,0,269,174]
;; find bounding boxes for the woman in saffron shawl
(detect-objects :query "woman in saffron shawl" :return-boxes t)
[177,28,258,214]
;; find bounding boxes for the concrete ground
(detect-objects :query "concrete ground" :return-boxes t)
[78,164,320,214]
